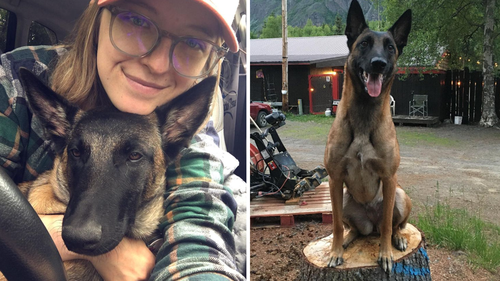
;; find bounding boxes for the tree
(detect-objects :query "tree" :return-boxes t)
[250,31,259,39]
[311,25,325,36]
[289,21,335,38]
[323,24,333,36]
[333,14,344,35]
[288,26,302,37]
[28,22,57,46]
[480,0,499,126]
[302,19,314,37]
[383,0,486,69]
[0,9,9,52]
[368,20,389,32]
[260,13,282,38]
[383,0,500,126]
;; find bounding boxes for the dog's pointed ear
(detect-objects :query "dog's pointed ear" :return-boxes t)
[19,68,79,154]
[388,9,412,56]
[345,0,368,51]
[155,76,216,162]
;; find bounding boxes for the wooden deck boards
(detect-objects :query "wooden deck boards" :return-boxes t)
[250,182,332,227]
[392,115,440,126]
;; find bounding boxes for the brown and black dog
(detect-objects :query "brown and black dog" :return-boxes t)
[324,0,412,273]
[0,68,215,281]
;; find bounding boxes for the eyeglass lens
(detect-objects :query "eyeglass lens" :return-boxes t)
[110,11,220,77]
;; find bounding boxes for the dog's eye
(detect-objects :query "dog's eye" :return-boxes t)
[129,152,143,162]
[360,41,369,48]
[70,149,81,158]
[388,45,395,53]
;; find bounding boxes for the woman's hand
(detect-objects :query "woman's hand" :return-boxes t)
[87,237,156,281]
[39,214,83,261]
[40,214,155,281]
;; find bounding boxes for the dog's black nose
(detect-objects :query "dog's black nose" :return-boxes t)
[62,222,103,253]
[371,57,387,72]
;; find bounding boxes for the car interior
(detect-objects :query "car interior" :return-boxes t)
[0,0,247,279]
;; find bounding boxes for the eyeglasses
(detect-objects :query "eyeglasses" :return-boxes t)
[106,6,228,78]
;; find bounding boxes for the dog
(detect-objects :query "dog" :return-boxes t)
[323,0,412,273]
[0,68,215,281]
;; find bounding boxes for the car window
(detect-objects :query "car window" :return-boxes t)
[28,22,57,46]
[0,8,16,53]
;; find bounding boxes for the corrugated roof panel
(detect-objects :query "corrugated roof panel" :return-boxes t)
[250,36,349,63]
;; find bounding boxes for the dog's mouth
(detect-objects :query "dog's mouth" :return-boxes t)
[360,70,385,98]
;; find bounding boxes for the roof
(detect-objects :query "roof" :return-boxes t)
[250,36,349,67]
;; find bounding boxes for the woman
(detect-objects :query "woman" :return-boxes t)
[0,0,245,280]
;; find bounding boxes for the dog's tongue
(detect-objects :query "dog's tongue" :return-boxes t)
[366,74,382,98]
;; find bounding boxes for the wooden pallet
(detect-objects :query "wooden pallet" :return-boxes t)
[250,182,332,227]
[392,115,440,127]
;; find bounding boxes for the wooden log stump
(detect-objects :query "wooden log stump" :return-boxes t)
[299,224,432,281]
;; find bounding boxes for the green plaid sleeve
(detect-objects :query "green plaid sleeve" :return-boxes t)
[0,46,62,183]
[0,86,24,179]
[151,132,245,281]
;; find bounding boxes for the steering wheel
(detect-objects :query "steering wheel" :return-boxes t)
[0,168,67,281]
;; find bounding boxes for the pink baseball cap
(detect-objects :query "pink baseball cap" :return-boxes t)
[95,0,239,52]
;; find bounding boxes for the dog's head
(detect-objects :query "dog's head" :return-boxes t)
[345,0,411,98]
[19,68,215,256]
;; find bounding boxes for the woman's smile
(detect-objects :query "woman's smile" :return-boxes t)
[123,71,167,97]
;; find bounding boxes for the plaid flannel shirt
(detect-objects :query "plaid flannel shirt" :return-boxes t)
[0,46,245,281]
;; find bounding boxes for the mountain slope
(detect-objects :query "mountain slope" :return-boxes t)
[250,0,380,33]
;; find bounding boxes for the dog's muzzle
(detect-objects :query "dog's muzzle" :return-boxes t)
[360,57,387,98]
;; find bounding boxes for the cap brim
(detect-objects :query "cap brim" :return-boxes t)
[195,0,239,53]
[96,0,239,52]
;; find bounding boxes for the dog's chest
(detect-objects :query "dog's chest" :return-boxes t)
[342,136,381,204]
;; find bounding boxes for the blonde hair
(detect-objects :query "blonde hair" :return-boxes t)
[50,2,225,112]
[50,2,108,110]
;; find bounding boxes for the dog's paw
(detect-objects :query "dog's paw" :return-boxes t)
[393,234,408,252]
[327,255,344,268]
[377,251,394,273]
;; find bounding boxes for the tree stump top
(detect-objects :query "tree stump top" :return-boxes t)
[304,223,422,269]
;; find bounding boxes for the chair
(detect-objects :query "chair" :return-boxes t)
[390,95,396,116]
[409,94,428,116]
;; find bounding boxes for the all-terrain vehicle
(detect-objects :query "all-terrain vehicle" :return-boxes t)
[250,112,327,201]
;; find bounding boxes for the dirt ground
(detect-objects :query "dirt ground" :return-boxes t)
[274,121,500,224]
[250,222,497,281]
[250,121,500,280]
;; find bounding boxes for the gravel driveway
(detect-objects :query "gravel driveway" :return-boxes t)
[252,121,500,225]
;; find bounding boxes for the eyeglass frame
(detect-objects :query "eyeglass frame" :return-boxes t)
[104,5,229,79]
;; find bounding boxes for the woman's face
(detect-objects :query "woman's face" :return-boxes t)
[97,0,220,115]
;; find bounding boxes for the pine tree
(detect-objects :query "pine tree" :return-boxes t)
[334,14,344,35]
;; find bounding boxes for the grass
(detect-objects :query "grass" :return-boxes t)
[284,112,335,125]
[281,113,461,148]
[412,184,500,273]
[396,130,460,147]
[276,113,333,143]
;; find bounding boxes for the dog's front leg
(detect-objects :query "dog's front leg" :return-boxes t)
[328,176,345,267]
[378,175,397,273]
